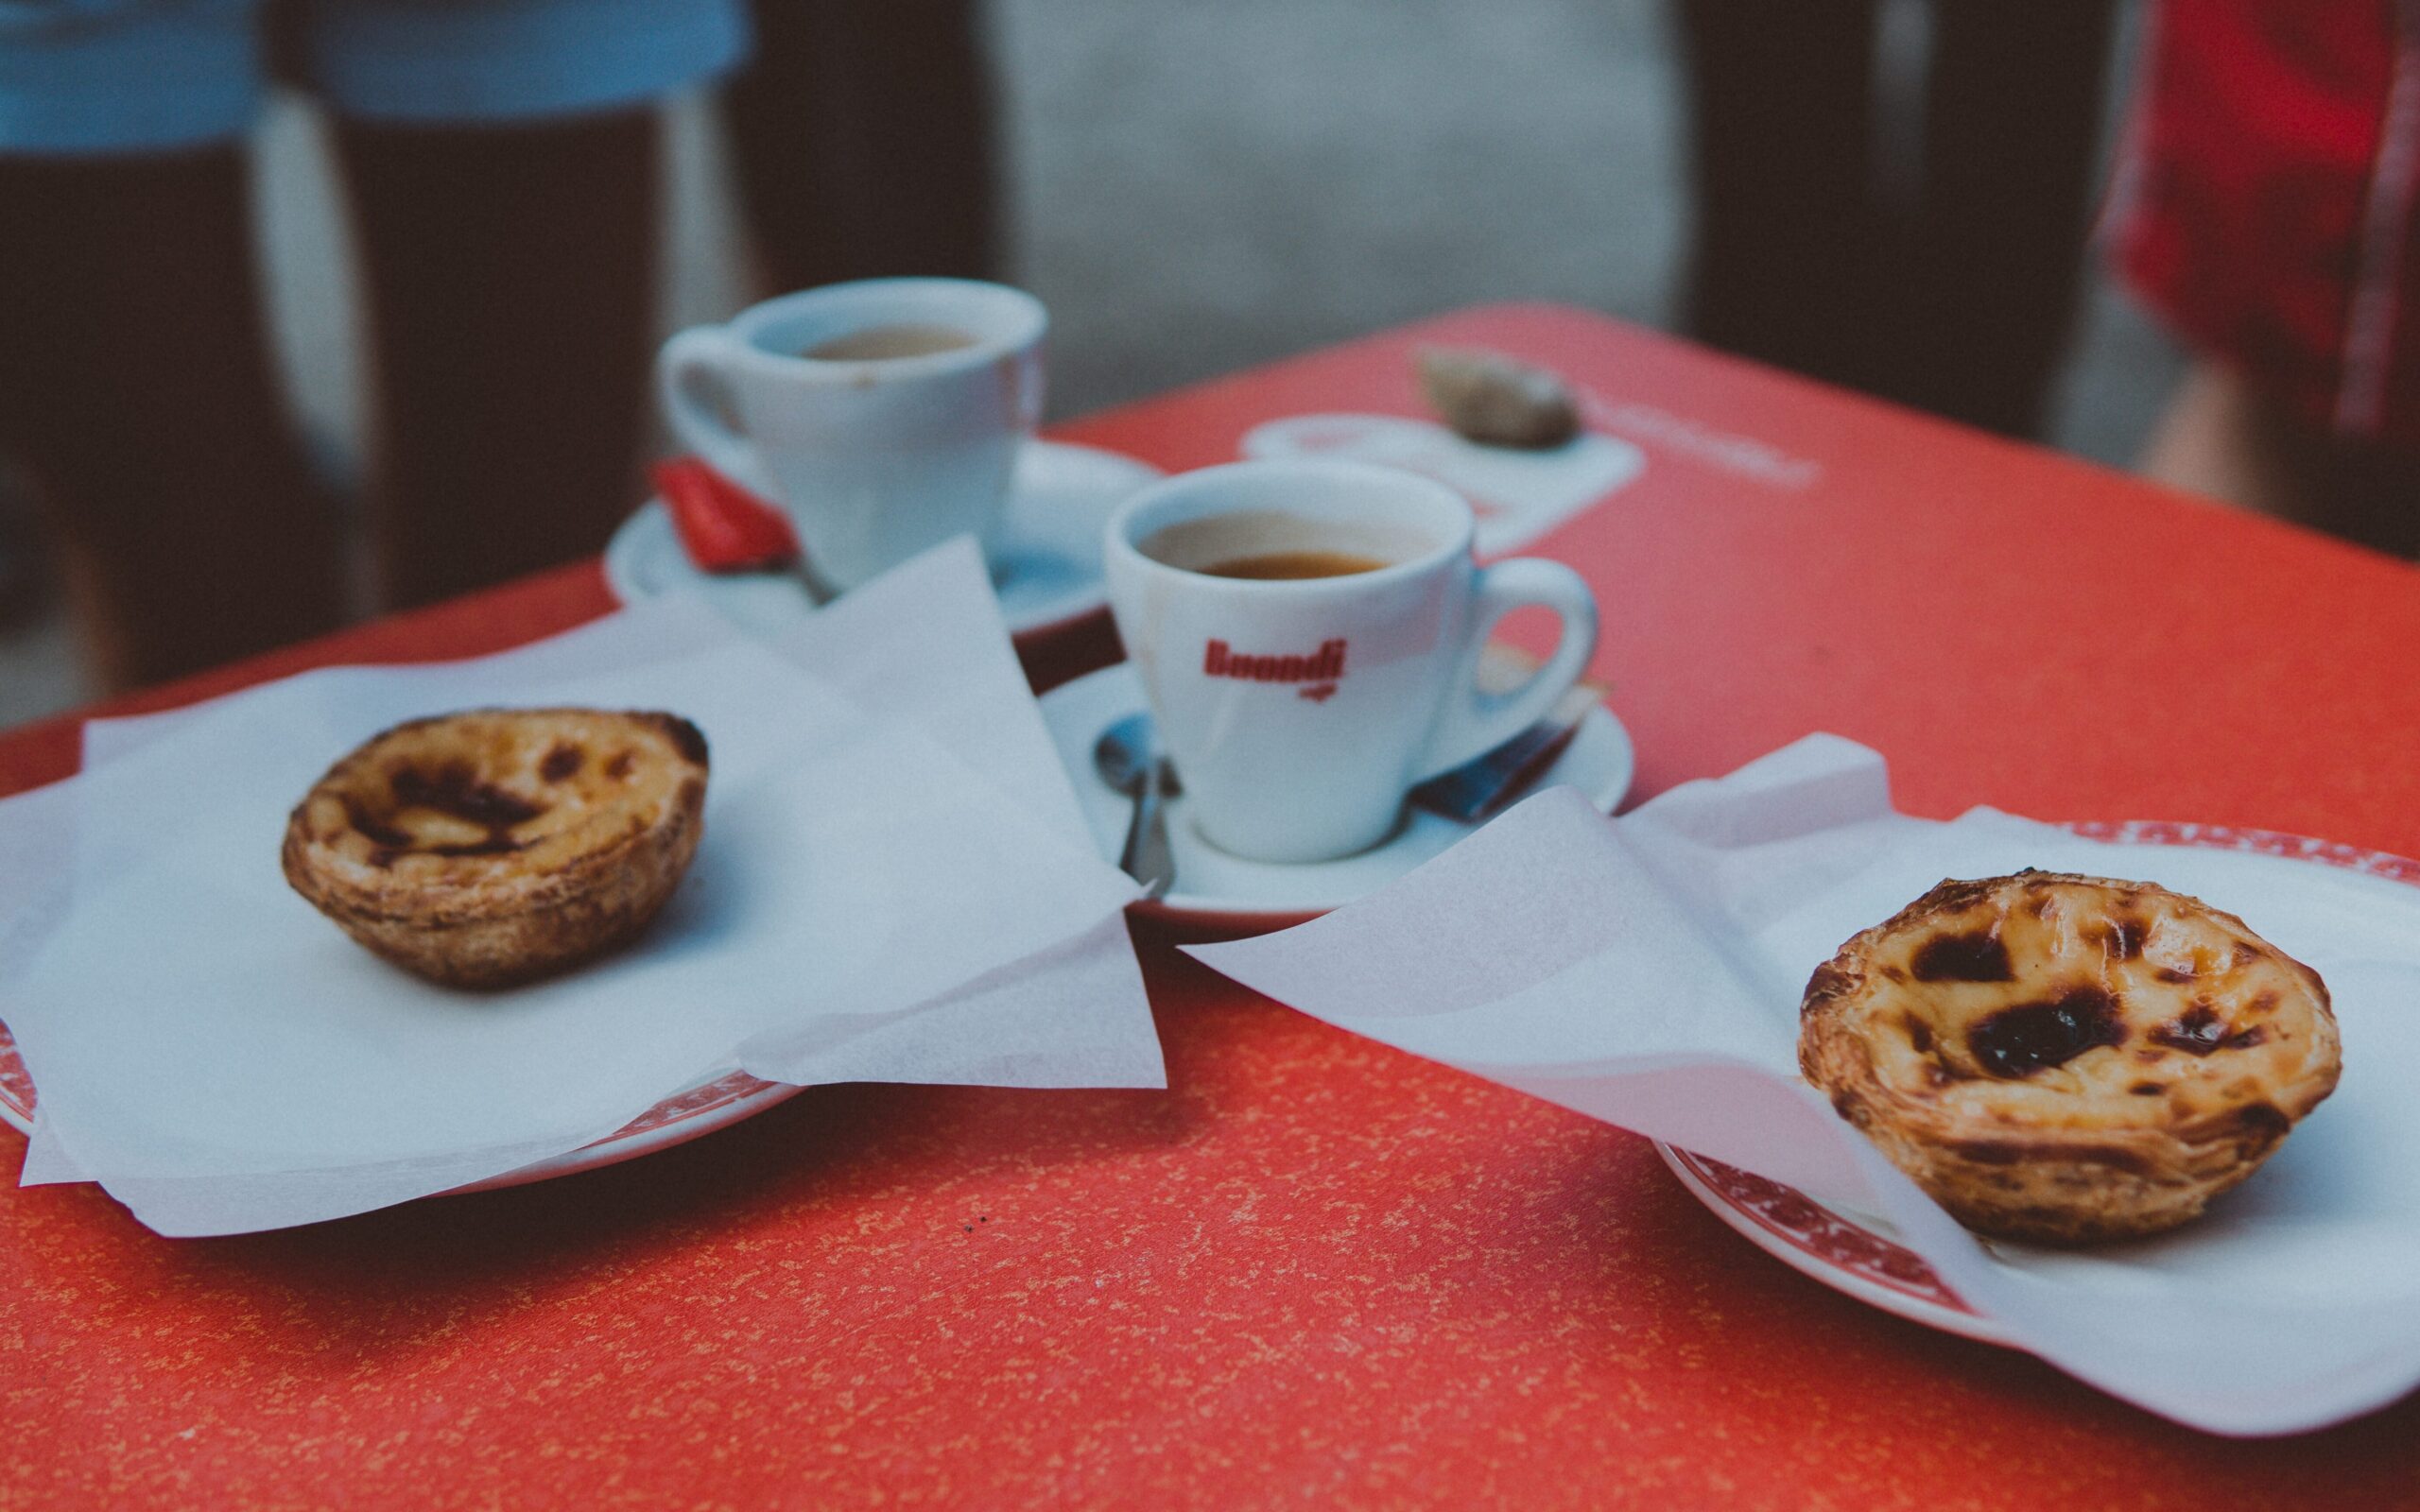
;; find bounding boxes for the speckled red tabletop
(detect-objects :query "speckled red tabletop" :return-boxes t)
[7,307,2419,1508]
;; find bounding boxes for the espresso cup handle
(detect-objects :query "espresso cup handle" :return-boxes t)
[656,326,762,489]
[1417,557,1601,781]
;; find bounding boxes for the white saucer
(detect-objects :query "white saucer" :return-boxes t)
[1043,662,1635,928]
[603,439,1163,640]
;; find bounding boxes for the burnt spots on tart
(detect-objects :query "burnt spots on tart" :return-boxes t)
[1910,929,2014,984]
[1798,871,2341,1245]
[283,709,709,988]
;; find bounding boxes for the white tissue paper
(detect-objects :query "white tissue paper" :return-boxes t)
[1187,734,2420,1435]
[0,540,1161,1236]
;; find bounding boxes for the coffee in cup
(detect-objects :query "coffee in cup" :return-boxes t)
[797,323,979,362]
[1199,548,1392,580]
[657,279,1046,594]
[1104,459,1600,864]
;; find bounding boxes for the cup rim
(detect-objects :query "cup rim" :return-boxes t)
[1105,458,1475,595]
[715,278,1047,381]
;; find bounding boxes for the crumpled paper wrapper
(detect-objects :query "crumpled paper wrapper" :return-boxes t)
[0,541,1162,1236]
[1188,734,2420,1435]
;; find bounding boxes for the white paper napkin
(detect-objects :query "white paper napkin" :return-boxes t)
[1188,734,2420,1435]
[1,541,1162,1236]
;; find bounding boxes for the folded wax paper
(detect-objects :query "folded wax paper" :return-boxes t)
[1188,735,2420,1435]
[0,540,1161,1236]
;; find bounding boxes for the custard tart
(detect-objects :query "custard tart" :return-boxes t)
[283,709,708,988]
[1799,871,2340,1245]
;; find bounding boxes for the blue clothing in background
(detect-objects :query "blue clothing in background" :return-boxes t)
[0,0,751,152]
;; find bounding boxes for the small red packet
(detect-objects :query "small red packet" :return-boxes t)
[651,458,798,572]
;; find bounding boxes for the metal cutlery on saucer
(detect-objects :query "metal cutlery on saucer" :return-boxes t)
[1093,652,1606,892]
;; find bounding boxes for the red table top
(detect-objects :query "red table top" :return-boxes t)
[8,305,2420,1508]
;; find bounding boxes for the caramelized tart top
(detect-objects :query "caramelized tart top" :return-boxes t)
[1802,871,2340,1138]
[287,709,708,901]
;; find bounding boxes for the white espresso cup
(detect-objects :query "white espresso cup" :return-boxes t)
[656,278,1047,593]
[1105,459,1600,864]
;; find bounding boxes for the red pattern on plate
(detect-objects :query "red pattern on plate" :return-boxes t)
[1675,820,2420,1329]
[0,1021,31,1126]
[582,1071,783,1145]
[0,1019,781,1150]
[2065,818,2420,886]
[1668,1147,1973,1314]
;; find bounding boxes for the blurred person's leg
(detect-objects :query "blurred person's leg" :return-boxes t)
[2142,363,2420,558]
[2138,366,2306,513]
[306,0,747,608]
[0,6,345,689]
[0,472,48,632]
[1679,0,1881,389]
[1893,0,2116,437]
[726,0,1000,289]
[337,112,663,608]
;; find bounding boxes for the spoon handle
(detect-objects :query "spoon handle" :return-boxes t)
[1120,762,1177,899]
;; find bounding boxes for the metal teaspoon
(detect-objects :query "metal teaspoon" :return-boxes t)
[1093,714,1179,898]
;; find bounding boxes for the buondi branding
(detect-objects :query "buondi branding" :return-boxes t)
[1202,638,1347,701]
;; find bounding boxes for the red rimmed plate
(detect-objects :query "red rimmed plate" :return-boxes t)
[0,1047,801,1197]
[1657,821,2420,1345]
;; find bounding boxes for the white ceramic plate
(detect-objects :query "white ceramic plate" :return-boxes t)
[0,1039,799,1196]
[603,439,1163,640]
[1043,662,1635,928]
[1654,820,2420,1351]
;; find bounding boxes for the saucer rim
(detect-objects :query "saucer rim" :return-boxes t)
[602,438,1162,641]
[1044,660,1636,927]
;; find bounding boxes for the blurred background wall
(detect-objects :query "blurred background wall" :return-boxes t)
[0,0,2181,726]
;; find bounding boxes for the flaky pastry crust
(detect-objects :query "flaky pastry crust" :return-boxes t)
[1799,871,2339,1245]
[282,708,708,988]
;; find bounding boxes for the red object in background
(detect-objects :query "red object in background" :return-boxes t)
[5,307,2420,1507]
[649,457,798,571]
[2111,0,2420,443]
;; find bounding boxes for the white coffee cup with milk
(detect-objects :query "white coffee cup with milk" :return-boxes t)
[657,278,1046,593]
[1105,458,1599,864]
